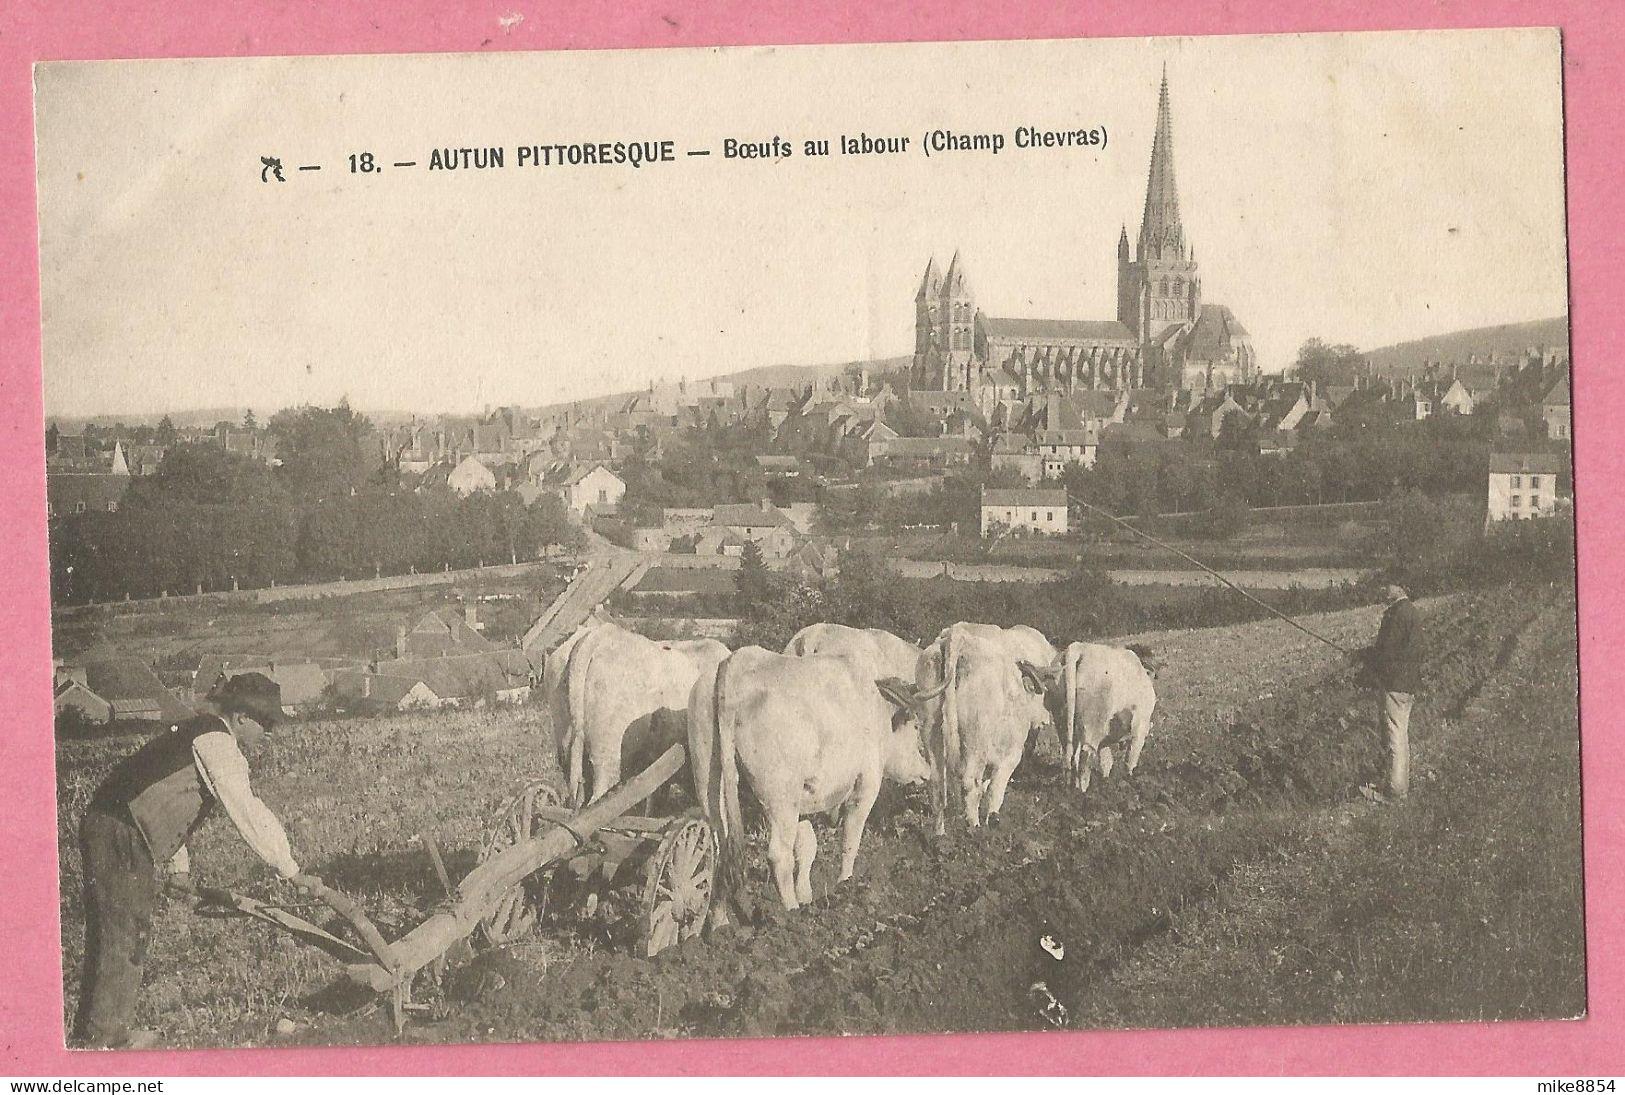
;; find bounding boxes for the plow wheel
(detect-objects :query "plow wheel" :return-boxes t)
[640,814,715,958]
[476,778,564,947]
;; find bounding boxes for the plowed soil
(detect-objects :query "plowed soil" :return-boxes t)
[362,584,1583,1044]
[57,583,1582,1048]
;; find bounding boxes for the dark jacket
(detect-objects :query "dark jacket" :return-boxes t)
[1367,597,1422,694]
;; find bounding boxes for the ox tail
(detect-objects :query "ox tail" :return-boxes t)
[710,654,750,922]
[564,625,606,809]
[940,627,962,826]
[1064,643,1081,780]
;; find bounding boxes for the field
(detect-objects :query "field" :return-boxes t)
[54,579,1584,1046]
[49,566,566,669]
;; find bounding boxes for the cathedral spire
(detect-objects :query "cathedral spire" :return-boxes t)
[915,256,940,301]
[1138,66,1185,261]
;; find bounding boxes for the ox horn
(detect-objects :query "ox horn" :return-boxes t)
[1016,660,1052,695]
[1126,643,1162,675]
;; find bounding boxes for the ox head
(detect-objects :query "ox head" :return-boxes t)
[873,677,947,785]
[1126,643,1163,678]
[1016,658,1068,734]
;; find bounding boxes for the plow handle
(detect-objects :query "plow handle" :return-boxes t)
[299,876,400,973]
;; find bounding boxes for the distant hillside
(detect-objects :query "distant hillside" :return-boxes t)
[1362,316,1568,377]
[48,407,249,431]
[720,354,912,390]
[529,354,913,415]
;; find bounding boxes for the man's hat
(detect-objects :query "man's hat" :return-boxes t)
[209,671,284,729]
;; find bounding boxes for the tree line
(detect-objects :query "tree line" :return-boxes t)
[49,404,578,604]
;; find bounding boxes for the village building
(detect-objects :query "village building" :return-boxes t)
[539,461,626,514]
[704,501,799,558]
[444,454,497,496]
[1542,373,1571,441]
[57,647,192,723]
[45,472,130,518]
[980,487,1069,536]
[1486,452,1565,523]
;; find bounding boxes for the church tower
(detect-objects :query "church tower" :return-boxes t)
[912,257,944,387]
[1118,69,1201,345]
[914,251,978,390]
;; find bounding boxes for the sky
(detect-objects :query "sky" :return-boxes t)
[34,28,1568,419]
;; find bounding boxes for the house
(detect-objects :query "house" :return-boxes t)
[337,649,532,710]
[539,461,626,514]
[694,526,750,558]
[990,433,1043,484]
[980,487,1069,536]
[1542,373,1571,441]
[710,501,799,558]
[69,652,193,722]
[786,539,838,581]
[871,435,976,471]
[46,473,130,518]
[393,605,494,659]
[1032,426,1098,477]
[331,669,443,711]
[446,455,498,496]
[1486,452,1565,523]
[55,679,114,725]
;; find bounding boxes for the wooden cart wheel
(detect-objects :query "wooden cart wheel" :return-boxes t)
[640,814,715,958]
[476,778,564,947]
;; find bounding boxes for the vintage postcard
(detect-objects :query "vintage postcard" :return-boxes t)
[35,28,1580,1051]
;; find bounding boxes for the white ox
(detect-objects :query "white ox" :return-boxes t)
[559,622,730,806]
[688,647,940,915]
[1034,642,1161,793]
[917,624,1054,833]
[539,621,596,764]
[783,623,923,680]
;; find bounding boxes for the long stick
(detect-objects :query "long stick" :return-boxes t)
[1066,491,1353,655]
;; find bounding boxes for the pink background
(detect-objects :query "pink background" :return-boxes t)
[1,0,1619,1075]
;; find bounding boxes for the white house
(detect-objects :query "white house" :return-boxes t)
[980,487,1069,536]
[1032,427,1098,478]
[542,462,626,514]
[1486,452,1564,523]
[447,455,497,496]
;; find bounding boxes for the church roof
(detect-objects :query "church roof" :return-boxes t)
[942,250,970,297]
[980,316,1137,344]
[1181,304,1251,360]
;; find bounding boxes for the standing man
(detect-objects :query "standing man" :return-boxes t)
[73,672,319,1049]
[1356,575,1422,805]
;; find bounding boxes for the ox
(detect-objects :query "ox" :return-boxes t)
[918,624,1054,833]
[689,647,941,916]
[1030,642,1161,793]
[559,622,730,806]
[783,623,923,680]
[539,621,597,762]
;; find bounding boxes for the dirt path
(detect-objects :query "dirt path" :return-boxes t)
[285,586,1561,1046]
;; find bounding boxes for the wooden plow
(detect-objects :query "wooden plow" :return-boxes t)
[195,743,716,1032]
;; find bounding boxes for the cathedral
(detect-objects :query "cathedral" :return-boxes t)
[911,71,1257,405]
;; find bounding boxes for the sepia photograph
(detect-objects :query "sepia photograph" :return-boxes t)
[32,28,1582,1052]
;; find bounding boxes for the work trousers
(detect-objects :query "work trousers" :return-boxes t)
[72,810,160,1049]
[1379,690,1414,800]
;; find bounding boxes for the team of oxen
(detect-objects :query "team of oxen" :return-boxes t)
[541,618,1161,918]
